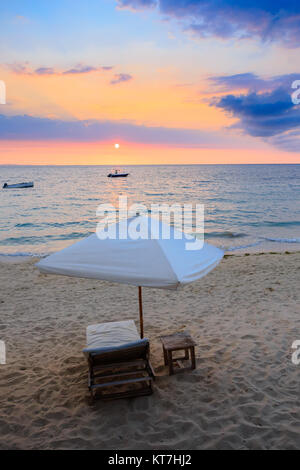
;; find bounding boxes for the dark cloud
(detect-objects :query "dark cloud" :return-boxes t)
[209,73,267,92]
[116,0,300,47]
[35,67,56,75]
[209,73,300,93]
[0,113,242,148]
[63,65,98,75]
[213,85,300,151]
[110,73,133,85]
[270,130,300,152]
[8,63,31,75]
[6,63,113,76]
[215,89,296,135]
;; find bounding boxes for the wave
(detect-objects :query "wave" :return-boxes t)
[246,220,300,228]
[0,235,52,245]
[0,252,45,258]
[17,221,92,229]
[225,241,263,252]
[263,237,300,243]
[144,192,176,197]
[0,231,93,245]
[15,223,35,228]
[224,237,300,253]
[205,231,247,239]
[15,220,92,229]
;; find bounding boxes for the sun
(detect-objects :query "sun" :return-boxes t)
[114,143,120,149]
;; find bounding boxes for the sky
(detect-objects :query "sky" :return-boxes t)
[0,0,300,164]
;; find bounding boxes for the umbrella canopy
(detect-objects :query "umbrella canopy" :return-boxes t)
[36,216,223,336]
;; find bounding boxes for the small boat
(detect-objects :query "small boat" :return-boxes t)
[3,182,34,189]
[107,169,129,178]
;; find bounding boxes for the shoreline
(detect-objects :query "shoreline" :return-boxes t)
[1,249,300,265]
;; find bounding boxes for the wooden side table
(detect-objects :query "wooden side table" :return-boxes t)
[160,332,196,375]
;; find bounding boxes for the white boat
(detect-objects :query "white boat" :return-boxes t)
[107,169,129,178]
[3,182,34,189]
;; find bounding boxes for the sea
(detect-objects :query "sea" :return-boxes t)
[0,164,299,259]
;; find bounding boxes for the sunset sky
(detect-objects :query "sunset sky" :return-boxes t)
[1,0,300,164]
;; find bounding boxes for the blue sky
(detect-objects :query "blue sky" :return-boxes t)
[0,1,169,65]
[0,1,300,163]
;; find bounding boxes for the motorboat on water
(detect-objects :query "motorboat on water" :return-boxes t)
[107,169,129,178]
[3,182,34,189]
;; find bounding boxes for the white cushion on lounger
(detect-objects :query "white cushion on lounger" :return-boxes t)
[85,320,140,352]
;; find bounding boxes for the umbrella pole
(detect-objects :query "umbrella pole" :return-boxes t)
[138,286,144,338]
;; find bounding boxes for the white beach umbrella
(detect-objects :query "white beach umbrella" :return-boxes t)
[36,216,223,337]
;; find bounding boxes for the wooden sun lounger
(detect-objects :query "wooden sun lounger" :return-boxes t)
[83,320,154,401]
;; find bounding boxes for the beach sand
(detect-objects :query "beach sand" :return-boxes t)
[0,252,299,450]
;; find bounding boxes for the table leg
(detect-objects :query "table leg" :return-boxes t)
[168,351,174,375]
[184,348,189,360]
[163,347,168,366]
[190,347,196,370]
